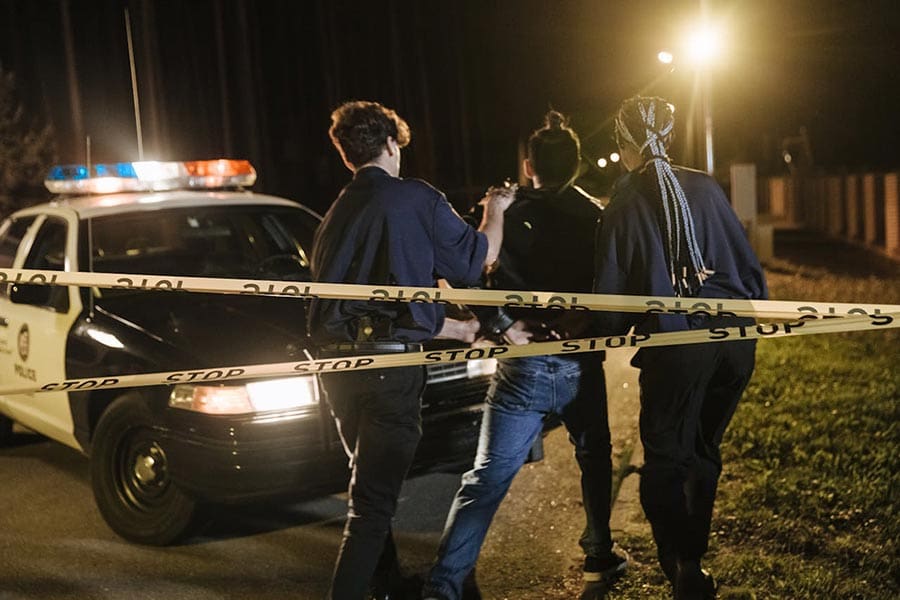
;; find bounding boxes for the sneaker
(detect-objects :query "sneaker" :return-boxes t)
[583,548,629,583]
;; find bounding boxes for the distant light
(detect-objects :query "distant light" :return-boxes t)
[684,23,723,67]
[597,157,608,168]
[610,152,621,163]
[783,152,793,164]
[657,51,674,65]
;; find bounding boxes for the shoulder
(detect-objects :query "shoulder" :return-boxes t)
[671,166,729,207]
[605,173,645,216]
[375,177,446,217]
[569,184,605,213]
[397,177,445,201]
[673,166,720,192]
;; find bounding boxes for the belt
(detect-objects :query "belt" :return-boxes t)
[317,341,424,357]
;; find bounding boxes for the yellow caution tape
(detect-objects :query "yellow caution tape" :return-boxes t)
[2,268,898,320]
[0,312,894,396]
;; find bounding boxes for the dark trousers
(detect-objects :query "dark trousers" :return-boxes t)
[320,365,426,600]
[636,339,756,580]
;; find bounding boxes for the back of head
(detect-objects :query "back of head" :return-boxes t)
[328,101,411,168]
[527,110,581,189]
[614,96,675,162]
[613,95,712,297]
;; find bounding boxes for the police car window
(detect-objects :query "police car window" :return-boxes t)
[0,217,37,269]
[89,205,318,287]
[21,217,70,312]
[0,216,37,297]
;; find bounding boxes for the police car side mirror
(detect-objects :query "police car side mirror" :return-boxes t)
[10,284,53,306]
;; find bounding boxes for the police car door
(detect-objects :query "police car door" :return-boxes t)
[0,214,39,408]
[1,210,82,449]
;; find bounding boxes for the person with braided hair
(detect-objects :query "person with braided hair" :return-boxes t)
[593,96,768,600]
[422,111,627,600]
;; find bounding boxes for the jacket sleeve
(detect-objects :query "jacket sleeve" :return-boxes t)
[432,194,489,286]
[592,211,640,336]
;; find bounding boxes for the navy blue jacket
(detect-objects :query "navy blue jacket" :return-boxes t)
[593,166,768,335]
[309,166,488,343]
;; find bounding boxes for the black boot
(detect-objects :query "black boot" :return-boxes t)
[674,560,717,600]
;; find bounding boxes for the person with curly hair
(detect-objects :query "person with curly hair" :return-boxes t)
[310,100,514,600]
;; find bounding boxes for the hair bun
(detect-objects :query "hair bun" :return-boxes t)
[544,110,567,130]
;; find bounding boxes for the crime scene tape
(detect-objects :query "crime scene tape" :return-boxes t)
[2,268,899,320]
[0,312,894,396]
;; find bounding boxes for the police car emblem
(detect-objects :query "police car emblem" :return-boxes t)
[17,324,29,362]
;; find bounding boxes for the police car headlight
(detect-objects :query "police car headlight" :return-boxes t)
[169,376,319,414]
[466,358,498,378]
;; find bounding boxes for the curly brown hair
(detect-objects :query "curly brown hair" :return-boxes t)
[328,101,411,168]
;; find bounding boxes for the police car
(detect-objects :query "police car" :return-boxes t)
[0,159,494,545]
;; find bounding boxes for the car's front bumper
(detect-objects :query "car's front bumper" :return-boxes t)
[160,377,487,504]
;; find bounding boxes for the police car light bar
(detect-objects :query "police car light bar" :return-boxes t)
[45,159,257,195]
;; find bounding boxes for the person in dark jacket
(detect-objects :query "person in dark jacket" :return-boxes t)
[309,100,514,600]
[593,96,768,600]
[423,111,626,600]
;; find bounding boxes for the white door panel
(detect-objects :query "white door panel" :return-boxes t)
[0,211,82,449]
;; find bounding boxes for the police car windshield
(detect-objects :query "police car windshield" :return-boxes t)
[88,205,317,289]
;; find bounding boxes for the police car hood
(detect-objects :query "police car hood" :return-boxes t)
[93,292,309,368]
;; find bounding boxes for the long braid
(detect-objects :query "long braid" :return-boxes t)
[615,96,713,296]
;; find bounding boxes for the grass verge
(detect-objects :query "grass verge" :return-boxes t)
[608,258,899,599]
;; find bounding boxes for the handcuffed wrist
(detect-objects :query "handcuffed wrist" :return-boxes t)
[487,308,516,336]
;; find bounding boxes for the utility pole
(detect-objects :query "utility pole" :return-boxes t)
[60,0,84,159]
[124,8,144,160]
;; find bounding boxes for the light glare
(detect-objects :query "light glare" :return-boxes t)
[247,377,318,410]
[657,51,674,64]
[610,152,621,163]
[684,24,723,66]
[597,157,608,168]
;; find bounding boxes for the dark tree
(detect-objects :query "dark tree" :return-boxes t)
[0,66,57,212]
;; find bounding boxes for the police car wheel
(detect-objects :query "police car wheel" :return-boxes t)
[90,392,202,546]
[0,415,12,446]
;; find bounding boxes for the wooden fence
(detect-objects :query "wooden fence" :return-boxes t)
[759,171,900,258]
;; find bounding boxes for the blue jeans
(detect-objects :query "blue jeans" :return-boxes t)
[424,353,612,600]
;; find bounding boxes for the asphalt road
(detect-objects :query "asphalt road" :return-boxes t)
[0,350,641,600]
[0,424,465,600]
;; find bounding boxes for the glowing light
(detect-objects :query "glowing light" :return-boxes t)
[247,377,318,410]
[169,376,319,415]
[45,159,257,195]
[610,152,621,163]
[783,152,793,164]
[467,358,498,378]
[684,23,723,67]
[657,51,674,65]
[597,157,608,168]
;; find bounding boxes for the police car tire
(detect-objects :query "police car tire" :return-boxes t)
[0,415,12,446]
[90,392,202,546]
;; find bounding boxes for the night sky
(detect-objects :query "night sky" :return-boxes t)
[1,0,899,215]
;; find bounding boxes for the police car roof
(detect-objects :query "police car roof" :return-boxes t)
[19,190,311,220]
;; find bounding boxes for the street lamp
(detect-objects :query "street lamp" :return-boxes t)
[658,20,724,175]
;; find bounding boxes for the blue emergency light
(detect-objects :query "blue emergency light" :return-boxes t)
[45,160,256,195]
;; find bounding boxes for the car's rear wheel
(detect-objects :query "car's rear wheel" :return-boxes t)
[90,392,203,545]
[0,415,13,446]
